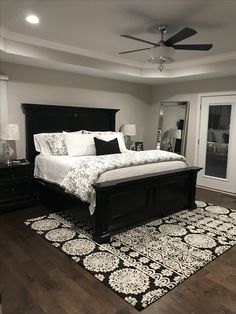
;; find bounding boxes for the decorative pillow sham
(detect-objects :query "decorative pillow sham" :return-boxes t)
[64,133,96,156]
[45,133,68,156]
[34,131,83,156]
[94,137,121,155]
[83,130,127,152]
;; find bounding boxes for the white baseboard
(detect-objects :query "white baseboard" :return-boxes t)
[197,185,236,197]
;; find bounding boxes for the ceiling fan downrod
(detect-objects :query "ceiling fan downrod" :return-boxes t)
[158,25,167,44]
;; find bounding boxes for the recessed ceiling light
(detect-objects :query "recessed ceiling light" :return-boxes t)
[25,15,39,24]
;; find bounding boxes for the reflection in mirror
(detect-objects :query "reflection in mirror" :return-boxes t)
[205,105,231,179]
[157,102,189,156]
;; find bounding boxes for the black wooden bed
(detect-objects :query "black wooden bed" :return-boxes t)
[22,103,201,243]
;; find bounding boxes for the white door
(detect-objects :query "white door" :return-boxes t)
[197,95,236,193]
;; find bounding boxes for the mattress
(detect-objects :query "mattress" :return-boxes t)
[34,154,187,186]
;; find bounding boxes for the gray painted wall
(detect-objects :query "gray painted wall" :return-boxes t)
[1,61,236,166]
[150,76,236,165]
[0,62,152,158]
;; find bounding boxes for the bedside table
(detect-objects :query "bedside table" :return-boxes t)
[0,161,34,214]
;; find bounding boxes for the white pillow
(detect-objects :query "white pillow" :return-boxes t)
[83,130,127,152]
[33,133,52,156]
[63,130,83,134]
[33,134,41,152]
[83,130,116,134]
[34,131,83,156]
[65,133,96,156]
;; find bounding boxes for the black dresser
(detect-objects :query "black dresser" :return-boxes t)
[0,161,34,214]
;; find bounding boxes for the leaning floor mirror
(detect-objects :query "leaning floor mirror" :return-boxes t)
[157,101,189,156]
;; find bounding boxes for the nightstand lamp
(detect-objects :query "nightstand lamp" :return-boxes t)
[0,123,20,165]
[122,124,136,150]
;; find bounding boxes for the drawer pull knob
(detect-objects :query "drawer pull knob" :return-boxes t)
[11,187,15,192]
[11,174,15,178]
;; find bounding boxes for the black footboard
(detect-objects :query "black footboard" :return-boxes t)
[93,166,201,243]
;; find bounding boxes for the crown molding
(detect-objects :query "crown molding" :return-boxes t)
[1,27,236,84]
[0,27,141,68]
[0,75,8,81]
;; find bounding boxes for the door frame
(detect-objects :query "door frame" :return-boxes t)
[195,91,236,193]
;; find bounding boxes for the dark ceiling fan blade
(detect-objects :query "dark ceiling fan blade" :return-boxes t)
[165,27,197,46]
[120,34,158,46]
[173,44,213,51]
[118,47,151,54]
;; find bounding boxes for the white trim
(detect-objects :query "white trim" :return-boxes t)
[196,94,236,193]
[197,185,236,197]
[194,94,202,166]
[0,75,8,81]
[0,79,8,123]
[0,27,141,68]
[194,91,236,166]
[198,91,236,97]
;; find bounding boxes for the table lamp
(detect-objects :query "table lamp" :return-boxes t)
[0,123,20,165]
[122,124,136,150]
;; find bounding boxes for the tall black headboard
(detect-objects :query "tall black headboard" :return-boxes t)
[22,103,119,162]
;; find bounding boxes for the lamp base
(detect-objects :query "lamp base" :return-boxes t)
[5,159,12,166]
[125,136,135,150]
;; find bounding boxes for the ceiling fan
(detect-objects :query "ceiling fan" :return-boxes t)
[119,25,213,71]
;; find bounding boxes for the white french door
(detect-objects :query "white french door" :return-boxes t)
[197,95,236,194]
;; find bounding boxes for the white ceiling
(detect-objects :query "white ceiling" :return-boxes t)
[1,0,236,84]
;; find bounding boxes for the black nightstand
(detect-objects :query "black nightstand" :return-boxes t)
[0,161,34,214]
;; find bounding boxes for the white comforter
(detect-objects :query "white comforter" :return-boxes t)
[59,150,186,214]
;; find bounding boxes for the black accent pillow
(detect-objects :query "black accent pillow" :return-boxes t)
[94,137,121,156]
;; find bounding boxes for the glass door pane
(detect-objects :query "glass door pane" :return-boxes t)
[205,105,231,178]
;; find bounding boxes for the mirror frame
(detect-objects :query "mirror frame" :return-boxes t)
[157,101,189,156]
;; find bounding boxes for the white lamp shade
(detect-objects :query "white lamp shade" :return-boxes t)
[0,123,20,140]
[149,46,175,64]
[122,124,136,136]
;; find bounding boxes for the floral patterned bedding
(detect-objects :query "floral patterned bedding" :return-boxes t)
[60,150,186,214]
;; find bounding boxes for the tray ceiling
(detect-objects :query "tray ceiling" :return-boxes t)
[1,0,236,84]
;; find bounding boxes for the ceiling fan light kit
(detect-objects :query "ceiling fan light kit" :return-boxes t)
[148,46,175,72]
[119,25,213,72]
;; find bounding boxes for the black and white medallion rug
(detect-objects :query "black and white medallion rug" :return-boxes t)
[25,201,236,311]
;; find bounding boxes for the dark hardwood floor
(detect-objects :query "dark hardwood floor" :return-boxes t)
[0,188,236,314]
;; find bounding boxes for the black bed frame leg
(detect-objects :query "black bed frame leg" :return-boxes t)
[93,232,111,244]
[189,171,198,209]
[92,189,111,244]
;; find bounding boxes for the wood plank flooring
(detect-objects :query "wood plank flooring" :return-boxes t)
[0,188,236,314]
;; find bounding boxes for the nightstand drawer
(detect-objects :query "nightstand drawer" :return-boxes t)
[0,180,31,203]
[0,165,32,180]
